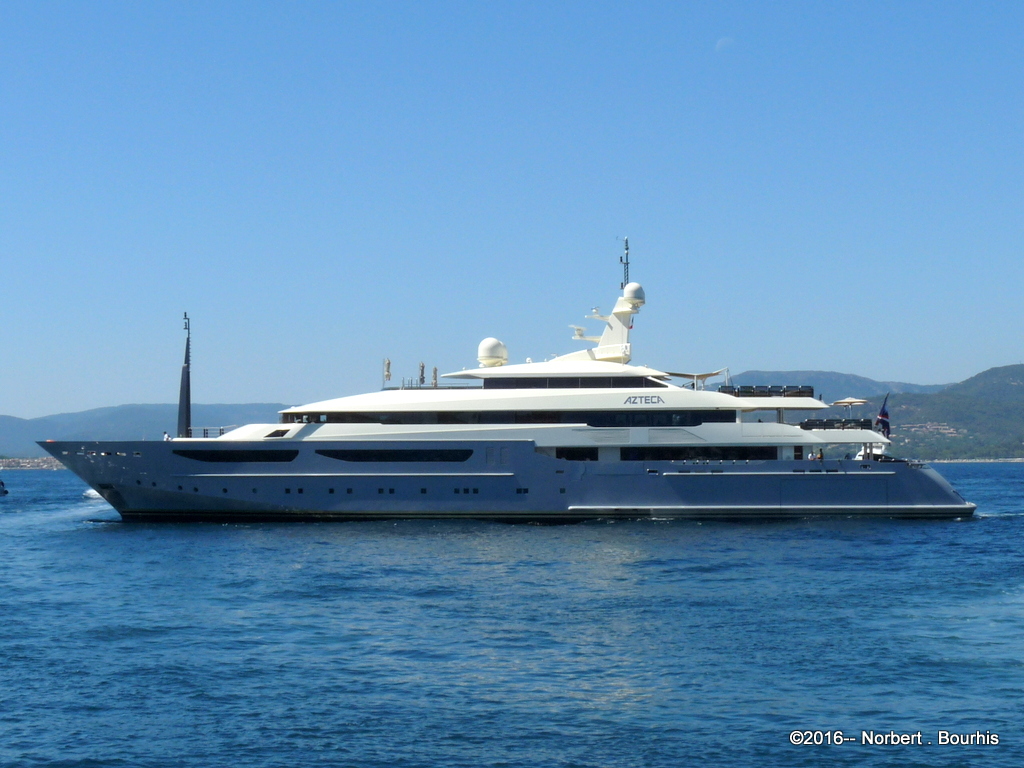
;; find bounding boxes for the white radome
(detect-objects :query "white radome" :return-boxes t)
[477,337,509,367]
[622,282,645,306]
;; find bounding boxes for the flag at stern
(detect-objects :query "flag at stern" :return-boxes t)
[875,393,891,439]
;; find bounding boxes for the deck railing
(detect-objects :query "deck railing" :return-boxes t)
[800,419,874,431]
[719,385,815,398]
[185,426,237,438]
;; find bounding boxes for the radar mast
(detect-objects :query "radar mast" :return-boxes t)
[620,236,629,289]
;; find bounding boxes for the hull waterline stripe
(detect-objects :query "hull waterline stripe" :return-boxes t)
[661,470,897,476]
[117,505,975,521]
[568,504,975,513]
[173,471,517,479]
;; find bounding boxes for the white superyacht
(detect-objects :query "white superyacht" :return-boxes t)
[41,275,975,521]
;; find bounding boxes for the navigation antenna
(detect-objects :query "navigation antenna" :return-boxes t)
[177,313,192,438]
[620,237,630,289]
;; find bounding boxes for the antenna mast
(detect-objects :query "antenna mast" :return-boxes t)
[620,237,630,288]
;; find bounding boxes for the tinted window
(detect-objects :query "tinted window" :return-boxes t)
[555,447,599,461]
[285,410,737,426]
[173,450,299,463]
[316,449,473,462]
[482,377,668,389]
[620,446,778,461]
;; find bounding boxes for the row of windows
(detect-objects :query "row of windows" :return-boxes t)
[172,442,775,464]
[173,449,300,463]
[283,410,738,427]
[482,377,668,389]
[621,446,779,461]
[587,410,736,427]
[315,449,473,463]
[553,446,780,461]
[161,482,532,496]
[172,448,472,463]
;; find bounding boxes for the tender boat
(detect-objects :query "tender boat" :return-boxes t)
[40,276,975,521]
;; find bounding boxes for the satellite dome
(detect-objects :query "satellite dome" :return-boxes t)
[623,282,645,306]
[477,338,508,367]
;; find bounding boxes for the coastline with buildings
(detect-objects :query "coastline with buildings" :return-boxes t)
[1,457,64,470]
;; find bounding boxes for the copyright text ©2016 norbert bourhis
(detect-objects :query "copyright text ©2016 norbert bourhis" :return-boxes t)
[789,729,999,746]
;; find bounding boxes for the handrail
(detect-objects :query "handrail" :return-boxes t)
[800,419,874,431]
[719,385,814,398]
[381,382,482,391]
[185,426,237,438]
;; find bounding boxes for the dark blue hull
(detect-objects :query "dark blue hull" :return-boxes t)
[40,439,976,522]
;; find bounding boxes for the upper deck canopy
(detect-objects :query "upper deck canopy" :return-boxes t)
[443,359,670,380]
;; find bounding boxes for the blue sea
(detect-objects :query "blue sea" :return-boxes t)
[1,464,1022,767]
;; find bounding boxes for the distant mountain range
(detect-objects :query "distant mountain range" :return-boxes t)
[731,371,950,404]
[0,404,287,458]
[2,367,1022,460]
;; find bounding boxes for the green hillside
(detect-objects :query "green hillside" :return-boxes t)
[801,365,1024,459]
[884,365,1024,459]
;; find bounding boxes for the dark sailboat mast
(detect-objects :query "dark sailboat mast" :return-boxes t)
[177,313,191,438]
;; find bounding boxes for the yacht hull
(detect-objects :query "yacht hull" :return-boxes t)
[41,439,976,522]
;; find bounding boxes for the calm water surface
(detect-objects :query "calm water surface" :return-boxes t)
[1,465,1022,767]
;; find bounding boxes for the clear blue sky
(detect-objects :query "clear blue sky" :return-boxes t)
[2,1,1021,418]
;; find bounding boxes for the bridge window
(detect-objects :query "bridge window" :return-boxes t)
[483,376,668,389]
